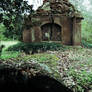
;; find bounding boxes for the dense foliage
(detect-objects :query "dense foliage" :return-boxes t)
[7,42,63,52]
[0,0,33,40]
[0,24,7,40]
[70,0,92,45]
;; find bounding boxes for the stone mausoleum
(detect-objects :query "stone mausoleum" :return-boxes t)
[23,0,83,45]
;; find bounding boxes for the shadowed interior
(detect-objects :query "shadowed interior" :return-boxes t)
[41,23,62,41]
[0,68,73,92]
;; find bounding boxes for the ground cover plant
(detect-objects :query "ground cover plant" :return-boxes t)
[1,42,92,92]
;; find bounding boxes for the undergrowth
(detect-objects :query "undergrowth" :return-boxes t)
[7,42,65,52]
[68,68,92,92]
[82,40,92,48]
[0,51,20,59]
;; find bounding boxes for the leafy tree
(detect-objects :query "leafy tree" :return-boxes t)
[0,0,33,40]
[70,0,92,43]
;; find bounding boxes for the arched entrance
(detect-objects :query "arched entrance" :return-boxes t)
[41,23,62,41]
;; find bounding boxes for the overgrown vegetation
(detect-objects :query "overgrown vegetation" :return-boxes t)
[68,69,92,92]
[61,47,92,92]
[0,42,64,60]
[24,53,59,69]
[0,41,19,59]
[0,24,7,40]
[7,42,64,52]
[81,20,92,48]
[0,0,33,40]
[82,40,92,48]
[1,41,92,92]
[0,51,20,59]
[70,0,92,48]
[0,0,92,92]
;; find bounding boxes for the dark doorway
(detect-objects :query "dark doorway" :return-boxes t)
[41,23,62,41]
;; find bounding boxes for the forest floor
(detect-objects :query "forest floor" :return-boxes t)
[39,47,92,92]
[50,47,92,91]
[0,41,92,92]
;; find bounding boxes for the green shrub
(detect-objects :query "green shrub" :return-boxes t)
[82,20,92,44]
[0,23,7,40]
[7,42,64,52]
[82,40,92,48]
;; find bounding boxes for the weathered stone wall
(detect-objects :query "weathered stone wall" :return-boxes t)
[61,16,73,45]
[23,15,74,45]
[23,29,32,42]
[33,26,42,42]
[23,27,42,43]
[23,0,83,46]
[72,18,81,45]
[23,14,82,45]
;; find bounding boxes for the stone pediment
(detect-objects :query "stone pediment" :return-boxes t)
[36,0,76,16]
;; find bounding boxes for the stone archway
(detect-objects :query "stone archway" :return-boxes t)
[41,23,62,41]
